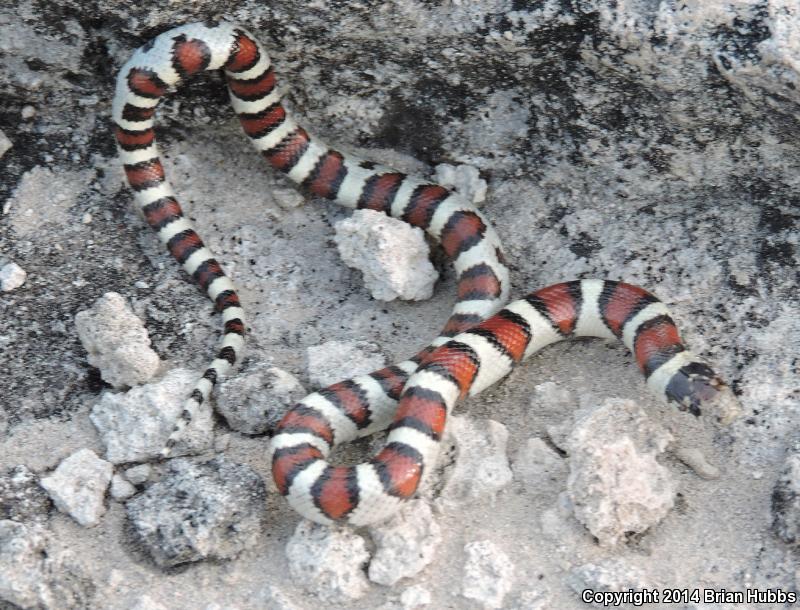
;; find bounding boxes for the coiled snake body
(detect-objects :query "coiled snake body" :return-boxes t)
[113,21,739,526]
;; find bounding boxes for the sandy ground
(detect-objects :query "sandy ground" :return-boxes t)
[1,1,799,609]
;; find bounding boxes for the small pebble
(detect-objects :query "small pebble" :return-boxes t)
[0,261,27,292]
[110,474,136,501]
[124,464,152,485]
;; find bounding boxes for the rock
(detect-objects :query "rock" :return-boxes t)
[126,457,266,567]
[438,416,513,509]
[368,500,442,586]
[399,585,432,609]
[0,128,11,158]
[285,520,370,603]
[90,368,213,463]
[513,437,568,489]
[0,465,51,522]
[433,163,487,205]
[110,474,136,501]
[567,399,676,546]
[124,464,152,486]
[333,209,438,302]
[566,559,648,607]
[672,444,720,480]
[39,449,112,527]
[216,364,306,434]
[257,585,299,610]
[306,339,386,387]
[74,292,160,389]
[461,540,515,609]
[0,520,94,609]
[0,260,26,291]
[772,451,800,544]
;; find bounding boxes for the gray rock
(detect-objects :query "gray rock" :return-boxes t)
[566,559,648,607]
[39,449,112,527]
[74,292,160,389]
[368,500,441,586]
[110,474,136,502]
[216,364,306,435]
[567,399,676,546]
[0,465,51,522]
[123,464,152,486]
[306,340,386,388]
[461,540,515,609]
[334,209,438,302]
[0,261,26,292]
[438,416,513,509]
[0,520,94,609]
[90,368,213,463]
[0,128,11,158]
[126,457,266,567]
[772,452,800,544]
[285,520,370,603]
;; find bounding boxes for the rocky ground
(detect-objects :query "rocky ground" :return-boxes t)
[1,1,799,609]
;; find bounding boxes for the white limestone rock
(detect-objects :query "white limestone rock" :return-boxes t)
[567,399,676,546]
[285,520,370,603]
[433,163,487,205]
[39,449,112,527]
[0,261,26,291]
[333,209,438,302]
[368,500,442,586]
[216,364,306,434]
[461,540,515,609]
[438,416,513,509]
[306,339,386,387]
[74,292,160,389]
[110,474,136,501]
[0,520,93,609]
[90,368,213,463]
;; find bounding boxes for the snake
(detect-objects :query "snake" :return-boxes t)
[113,21,740,526]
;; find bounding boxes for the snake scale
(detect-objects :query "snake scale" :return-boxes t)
[113,21,740,526]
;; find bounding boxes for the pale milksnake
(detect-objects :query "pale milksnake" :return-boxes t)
[114,21,741,526]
